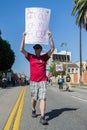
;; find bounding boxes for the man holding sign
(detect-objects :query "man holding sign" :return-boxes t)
[20,30,55,125]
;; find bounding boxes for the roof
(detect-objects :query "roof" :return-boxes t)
[67,63,79,68]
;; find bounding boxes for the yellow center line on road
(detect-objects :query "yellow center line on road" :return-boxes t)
[4,87,26,130]
[13,87,26,130]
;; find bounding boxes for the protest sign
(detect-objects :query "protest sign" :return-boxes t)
[25,7,51,44]
[56,64,63,71]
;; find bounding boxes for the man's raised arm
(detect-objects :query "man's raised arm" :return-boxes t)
[20,32,28,57]
[47,31,55,57]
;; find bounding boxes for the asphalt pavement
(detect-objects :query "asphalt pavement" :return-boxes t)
[0,84,87,130]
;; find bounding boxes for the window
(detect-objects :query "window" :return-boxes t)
[68,68,70,73]
[72,68,74,73]
[86,66,87,71]
[76,68,78,73]
[53,54,70,62]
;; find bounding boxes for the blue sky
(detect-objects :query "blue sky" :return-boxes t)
[0,0,87,77]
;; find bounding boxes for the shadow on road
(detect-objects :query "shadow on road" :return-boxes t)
[63,89,75,92]
[46,107,78,121]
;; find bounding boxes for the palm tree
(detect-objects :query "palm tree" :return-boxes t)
[71,0,87,85]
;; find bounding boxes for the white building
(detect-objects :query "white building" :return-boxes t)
[47,48,71,66]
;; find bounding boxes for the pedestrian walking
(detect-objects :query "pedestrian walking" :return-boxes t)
[66,74,71,91]
[20,30,55,125]
[11,75,16,86]
[58,74,64,91]
[49,76,53,86]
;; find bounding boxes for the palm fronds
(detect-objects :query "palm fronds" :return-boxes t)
[72,0,87,30]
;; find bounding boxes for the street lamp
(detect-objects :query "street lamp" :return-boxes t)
[61,42,67,75]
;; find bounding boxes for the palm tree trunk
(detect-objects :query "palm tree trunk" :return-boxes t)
[79,23,82,85]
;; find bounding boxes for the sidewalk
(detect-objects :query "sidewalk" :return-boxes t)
[71,85,87,90]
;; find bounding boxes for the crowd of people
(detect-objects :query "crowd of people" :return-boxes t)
[0,72,29,88]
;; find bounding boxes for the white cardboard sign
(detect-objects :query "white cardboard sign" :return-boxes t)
[25,7,51,44]
[56,64,63,71]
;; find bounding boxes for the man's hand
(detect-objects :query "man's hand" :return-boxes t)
[23,32,27,39]
[48,31,52,38]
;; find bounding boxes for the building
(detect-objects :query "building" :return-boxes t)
[75,61,87,72]
[65,61,87,84]
[66,63,79,84]
[47,48,71,65]
[74,61,87,84]
[67,63,79,74]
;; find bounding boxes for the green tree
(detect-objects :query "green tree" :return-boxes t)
[71,0,87,84]
[0,38,15,71]
[50,61,58,77]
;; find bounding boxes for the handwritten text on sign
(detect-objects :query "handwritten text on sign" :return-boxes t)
[56,64,63,71]
[25,8,51,44]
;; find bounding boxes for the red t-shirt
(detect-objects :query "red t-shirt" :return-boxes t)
[26,53,50,82]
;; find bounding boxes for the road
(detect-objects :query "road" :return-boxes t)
[0,85,87,130]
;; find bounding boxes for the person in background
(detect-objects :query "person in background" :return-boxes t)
[18,78,22,86]
[58,74,64,91]
[20,30,55,125]
[49,76,53,86]
[11,75,16,86]
[66,74,71,91]
[1,72,7,88]
[2,73,6,79]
